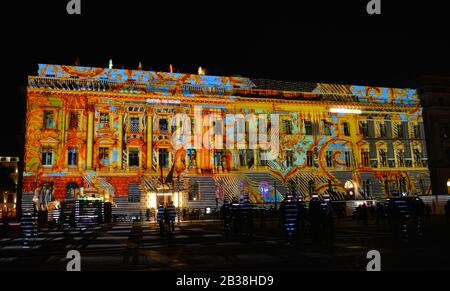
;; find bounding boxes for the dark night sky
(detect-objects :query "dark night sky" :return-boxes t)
[1,0,449,157]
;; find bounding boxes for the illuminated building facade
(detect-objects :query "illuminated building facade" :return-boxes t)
[22,64,432,216]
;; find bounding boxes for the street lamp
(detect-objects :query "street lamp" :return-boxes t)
[345,180,355,199]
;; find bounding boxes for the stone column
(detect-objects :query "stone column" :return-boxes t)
[147,110,153,170]
[86,110,94,170]
[117,111,123,170]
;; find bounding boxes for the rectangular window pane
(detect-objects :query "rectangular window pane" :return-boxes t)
[130,117,140,133]
[359,121,369,137]
[68,148,78,166]
[42,148,53,166]
[286,150,293,167]
[129,149,139,167]
[44,111,54,129]
[326,151,333,167]
[344,151,351,167]
[307,151,313,167]
[159,149,169,168]
[343,122,350,136]
[304,120,313,135]
[361,150,370,167]
[322,120,331,135]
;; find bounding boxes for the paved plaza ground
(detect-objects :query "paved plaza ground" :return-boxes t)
[1,215,450,271]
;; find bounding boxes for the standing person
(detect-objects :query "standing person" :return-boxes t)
[309,193,322,243]
[297,199,306,232]
[280,194,299,244]
[361,203,369,225]
[412,197,425,238]
[239,194,254,237]
[321,195,335,250]
[167,201,177,232]
[157,203,165,234]
[221,199,232,233]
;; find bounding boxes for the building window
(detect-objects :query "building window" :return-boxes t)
[238,150,246,167]
[158,149,169,168]
[361,149,370,167]
[128,148,140,167]
[379,148,387,167]
[99,147,110,167]
[326,151,333,167]
[413,123,422,139]
[304,120,313,135]
[214,150,223,167]
[377,121,387,137]
[99,113,110,129]
[7,194,14,204]
[413,148,423,167]
[282,119,292,135]
[41,148,53,166]
[344,151,352,168]
[359,121,369,137]
[68,148,78,166]
[43,110,55,129]
[130,117,140,133]
[342,122,350,136]
[322,120,331,136]
[159,119,168,133]
[396,122,405,138]
[396,149,405,167]
[69,111,80,129]
[306,151,314,167]
[286,150,293,167]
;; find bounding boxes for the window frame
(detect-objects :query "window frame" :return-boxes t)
[43,110,56,129]
[41,147,54,167]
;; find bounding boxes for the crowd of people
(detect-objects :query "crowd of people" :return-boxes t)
[218,193,450,246]
[220,193,336,247]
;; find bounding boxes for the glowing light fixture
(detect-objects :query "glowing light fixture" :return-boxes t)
[147,192,157,209]
[198,66,205,75]
[447,180,450,187]
[330,108,362,114]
